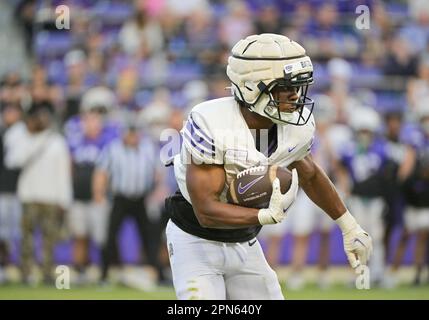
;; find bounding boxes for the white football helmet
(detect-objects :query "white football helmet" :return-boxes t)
[80,86,116,114]
[349,107,381,132]
[226,34,314,125]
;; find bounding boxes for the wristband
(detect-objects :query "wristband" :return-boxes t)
[335,210,357,234]
[258,208,277,225]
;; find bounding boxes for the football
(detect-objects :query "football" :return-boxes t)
[226,165,292,209]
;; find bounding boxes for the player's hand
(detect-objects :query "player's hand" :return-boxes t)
[343,225,373,268]
[258,169,299,225]
[336,211,373,268]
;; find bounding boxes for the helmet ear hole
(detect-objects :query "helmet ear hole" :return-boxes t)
[244,81,255,92]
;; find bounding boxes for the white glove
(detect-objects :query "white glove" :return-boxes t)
[258,169,299,225]
[336,211,373,268]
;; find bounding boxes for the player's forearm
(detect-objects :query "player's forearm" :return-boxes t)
[300,162,347,220]
[193,200,260,229]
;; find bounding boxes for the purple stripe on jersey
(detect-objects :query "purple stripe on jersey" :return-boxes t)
[185,120,215,152]
[183,130,215,157]
[189,114,214,144]
[267,125,278,157]
[268,138,277,156]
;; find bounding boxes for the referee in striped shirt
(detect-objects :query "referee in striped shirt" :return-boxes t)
[93,120,160,283]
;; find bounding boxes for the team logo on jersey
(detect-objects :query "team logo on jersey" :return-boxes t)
[288,145,298,152]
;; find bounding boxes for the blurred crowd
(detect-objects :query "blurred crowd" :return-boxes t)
[0,0,429,289]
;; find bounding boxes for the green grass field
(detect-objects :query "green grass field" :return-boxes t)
[1,283,429,300]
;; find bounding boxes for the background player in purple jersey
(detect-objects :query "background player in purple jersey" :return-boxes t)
[337,107,388,286]
[380,111,417,288]
[64,86,120,284]
[396,106,429,285]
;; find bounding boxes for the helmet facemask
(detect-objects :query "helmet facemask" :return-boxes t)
[261,72,314,125]
[231,71,314,126]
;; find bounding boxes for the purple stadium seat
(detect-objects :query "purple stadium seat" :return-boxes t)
[47,59,67,86]
[89,1,133,26]
[35,31,73,59]
[375,92,407,113]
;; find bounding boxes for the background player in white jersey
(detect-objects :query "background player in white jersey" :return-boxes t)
[165,34,373,300]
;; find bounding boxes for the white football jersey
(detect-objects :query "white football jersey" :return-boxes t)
[174,97,315,204]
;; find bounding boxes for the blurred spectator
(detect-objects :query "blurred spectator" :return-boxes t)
[93,115,161,284]
[184,7,218,67]
[371,2,394,40]
[337,107,388,285]
[401,0,429,55]
[29,64,62,114]
[381,111,416,288]
[115,67,139,111]
[139,87,172,140]
[165,0,209,18]
[302,2,359,59]
[0,72,29,108]
[326,58,357,124]
[218,1,254,48]
[182,80,209,113]
[5,101,72,285]
[63,50,91,121]
[382,35,418,77]
[409,0,429,23]
[14,0,36,56]
[285,2,312,36]
[253,4,282,35]
[407,54,429,112]
[118,0,164,58]
[64,86,119,284]
[398,106,429,286]
[0,101,23,283]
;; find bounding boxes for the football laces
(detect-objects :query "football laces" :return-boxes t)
[237,166,267,179]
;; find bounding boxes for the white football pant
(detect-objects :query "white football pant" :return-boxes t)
[165,219,284,300]
[348,196,385,282]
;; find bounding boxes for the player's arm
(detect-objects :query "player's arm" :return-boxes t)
[183,111,298,228]
[186,160,298,228]
[289,154,373,268]
[186,161,260,228]
[289,154,346,220]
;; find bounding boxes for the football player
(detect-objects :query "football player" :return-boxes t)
[398,106,429,285]
[64,86,120,284]
[165,34,373,300]
[336,107,387,285]
[380,111,416,288]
